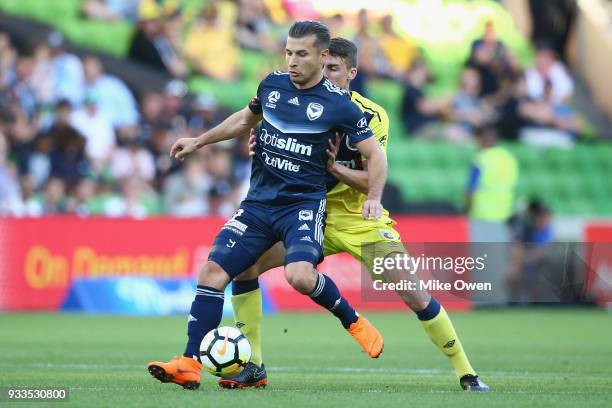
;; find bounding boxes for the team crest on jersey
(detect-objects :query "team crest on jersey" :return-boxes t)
[266,91,280,109]
[306,102,324,121]
[379,229,398,241]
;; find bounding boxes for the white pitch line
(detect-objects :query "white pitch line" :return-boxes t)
[0,362,603,378]
[66,387,604,396]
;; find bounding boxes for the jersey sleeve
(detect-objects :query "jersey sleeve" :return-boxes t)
[248,80,264,114]
[368,106,390,154]
[337,100,374,144]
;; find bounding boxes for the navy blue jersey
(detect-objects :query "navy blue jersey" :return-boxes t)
[324,110,376,192]
[324,91,388,192]
[246,72,373,204]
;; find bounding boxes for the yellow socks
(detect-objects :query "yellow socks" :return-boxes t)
[231,282,263,366]
[417,299,476,378]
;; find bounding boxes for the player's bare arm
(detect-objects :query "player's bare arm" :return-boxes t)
[354,136,387,220]
[326,133,369,195]
[170,106,262,160]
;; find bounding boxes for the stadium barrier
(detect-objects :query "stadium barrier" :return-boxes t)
[584,222,612,306]
[61,278,265,316]
[0,216,469,313]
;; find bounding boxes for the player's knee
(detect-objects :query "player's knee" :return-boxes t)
[286,273,312,294]
[197,261,230,289]
[284,263,316,294]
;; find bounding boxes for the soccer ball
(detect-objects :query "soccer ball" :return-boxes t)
[200,326,251,377]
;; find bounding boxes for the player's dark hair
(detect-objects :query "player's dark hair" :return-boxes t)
[329,37,358,69]
[288,20,330,50]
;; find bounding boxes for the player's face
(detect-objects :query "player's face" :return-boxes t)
[322,55,357,91]
[285,35,327,87]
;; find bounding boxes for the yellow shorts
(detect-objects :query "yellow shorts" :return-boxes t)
[323,221,407,273]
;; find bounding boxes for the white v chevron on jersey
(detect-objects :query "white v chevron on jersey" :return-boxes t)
[247,71,373,204]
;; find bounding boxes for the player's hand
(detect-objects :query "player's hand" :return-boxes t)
[248,128,257,157]
[170,137,199,161]
[362,199,383,220]
[326,133,342,171]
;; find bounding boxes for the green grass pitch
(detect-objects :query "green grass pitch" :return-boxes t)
[1,309,611,407]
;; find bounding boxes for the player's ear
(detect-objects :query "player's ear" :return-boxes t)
[348,67,358,81]
[320,48,329,61]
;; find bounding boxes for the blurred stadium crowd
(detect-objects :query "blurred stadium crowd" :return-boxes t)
[0,0,604,218]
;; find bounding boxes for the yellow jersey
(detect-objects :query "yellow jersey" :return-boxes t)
[470,146,519,221]
[325,91,394,229]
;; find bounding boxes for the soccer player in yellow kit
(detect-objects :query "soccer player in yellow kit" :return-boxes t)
[221,38,489,392]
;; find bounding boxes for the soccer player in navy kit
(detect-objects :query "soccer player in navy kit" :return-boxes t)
[147,21,388,390]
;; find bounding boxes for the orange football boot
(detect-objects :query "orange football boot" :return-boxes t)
[346,315,384,358]
[147,355,202,390]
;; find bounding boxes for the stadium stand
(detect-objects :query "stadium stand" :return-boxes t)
[0,0,611,217]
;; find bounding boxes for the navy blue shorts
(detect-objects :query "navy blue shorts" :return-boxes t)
[208,199,326,278]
